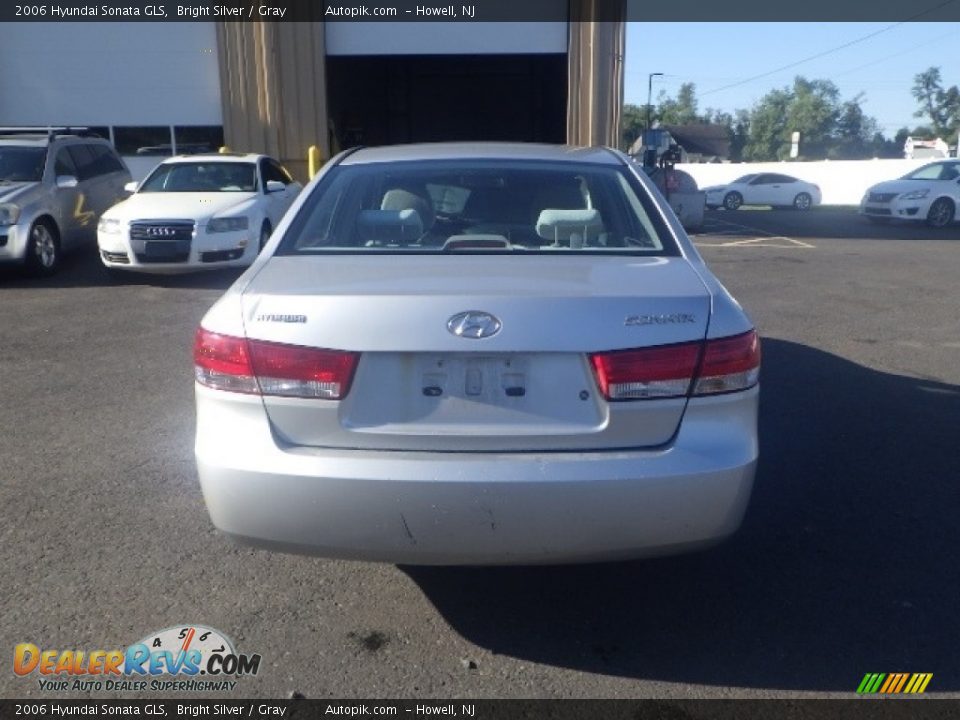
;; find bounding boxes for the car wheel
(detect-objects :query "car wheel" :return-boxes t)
[793,192,813,211]
[259,222,272,252]
[925,197,955,228]
[723,192,742,211]
[24,220,60,276]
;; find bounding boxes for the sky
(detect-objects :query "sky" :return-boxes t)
[624,22,960,138]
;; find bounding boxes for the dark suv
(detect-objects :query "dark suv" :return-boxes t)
[0,129,131,275]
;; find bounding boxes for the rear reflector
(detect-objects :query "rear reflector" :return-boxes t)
[590,330,760,401]
[194,327,359,399]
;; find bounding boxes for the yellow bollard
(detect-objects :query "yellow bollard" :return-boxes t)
[308,145,322,179]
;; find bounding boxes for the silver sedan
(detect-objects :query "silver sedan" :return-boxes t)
[194,143,760,565]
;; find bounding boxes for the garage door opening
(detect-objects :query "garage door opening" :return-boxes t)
[326,54,567,150]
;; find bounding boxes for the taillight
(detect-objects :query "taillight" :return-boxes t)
[248,340,359,399]
[590,343,701,400]
[693,330,761,396]
[194,328,258,394]
[590,330,760,401]
[193,327,359,399]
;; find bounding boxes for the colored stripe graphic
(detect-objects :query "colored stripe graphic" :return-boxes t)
[857,673,932,694]
[892,673,909,693]
[857,673,884,693]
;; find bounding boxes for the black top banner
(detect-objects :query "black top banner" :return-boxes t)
[2,0,960,22]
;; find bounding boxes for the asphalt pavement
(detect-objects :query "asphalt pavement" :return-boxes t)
[1,207,958,699]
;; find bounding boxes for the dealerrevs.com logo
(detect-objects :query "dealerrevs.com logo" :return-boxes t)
[14,625,261,692]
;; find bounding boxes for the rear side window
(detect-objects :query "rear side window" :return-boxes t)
[903,162,960,181]
[88,145,125,176]
[54,149,78,178]
[66,145,97,181]
[262,159,293,186]
[277,160,678,256]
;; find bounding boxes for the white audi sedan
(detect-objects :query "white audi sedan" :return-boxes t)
[704,172,821,211]
[194,143,760,565]
[860,159,960,227]
[98,153,300,273]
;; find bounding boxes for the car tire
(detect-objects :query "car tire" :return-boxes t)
[723,192,743,211]
[259,222,272,252]
[24,219,60,276]
[793,192,813,211]
[925,197,955,228]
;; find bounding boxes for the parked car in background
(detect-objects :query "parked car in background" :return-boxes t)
[194,143,761,565]
[859,159,960,228]
[98,153,301,274]
[704,173,821,211]
[0,129,131,275]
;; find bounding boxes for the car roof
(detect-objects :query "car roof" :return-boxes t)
[0,131,110,147]
[0,134,49,146]
[161,153,262,164]
[341,143,623,166]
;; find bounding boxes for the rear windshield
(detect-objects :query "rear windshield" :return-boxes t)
[277,160,678,256]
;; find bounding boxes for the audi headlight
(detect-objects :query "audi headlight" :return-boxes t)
[900,189,930,201]
[207,216,249,234]
[0,203,21,226]
[98,217,121,234]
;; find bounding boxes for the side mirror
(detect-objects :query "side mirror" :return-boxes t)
[123,181,139,193]
[265,180,286,193]
[56,175,79,189]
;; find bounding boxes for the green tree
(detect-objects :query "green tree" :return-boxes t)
[656,82,701,126]
[831,94,880,159]
[620,103,646,151]
[911,67,960,138]
[743,87,792,161]
[785,78,840,158]
[741,76,880,161]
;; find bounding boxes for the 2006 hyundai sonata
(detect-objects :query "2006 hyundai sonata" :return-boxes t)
[194,143,760,565]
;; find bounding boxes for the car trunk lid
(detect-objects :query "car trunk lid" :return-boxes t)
[240,254,712,451]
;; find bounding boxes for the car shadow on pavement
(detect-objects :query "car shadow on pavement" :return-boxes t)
[0,247,243,291]
[402,338,960,691]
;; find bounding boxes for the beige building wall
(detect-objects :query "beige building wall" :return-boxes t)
[216,8,625,181]
[567,5,626,148]
[216,22,329,181]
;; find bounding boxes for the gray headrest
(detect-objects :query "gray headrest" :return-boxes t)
[381,189,435,229]
[357,209,423,244]
[535,208,604,242]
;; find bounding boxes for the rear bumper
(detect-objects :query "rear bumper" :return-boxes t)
[195,385,759,565]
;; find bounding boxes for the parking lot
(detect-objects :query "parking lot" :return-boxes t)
[1,207,958,699]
